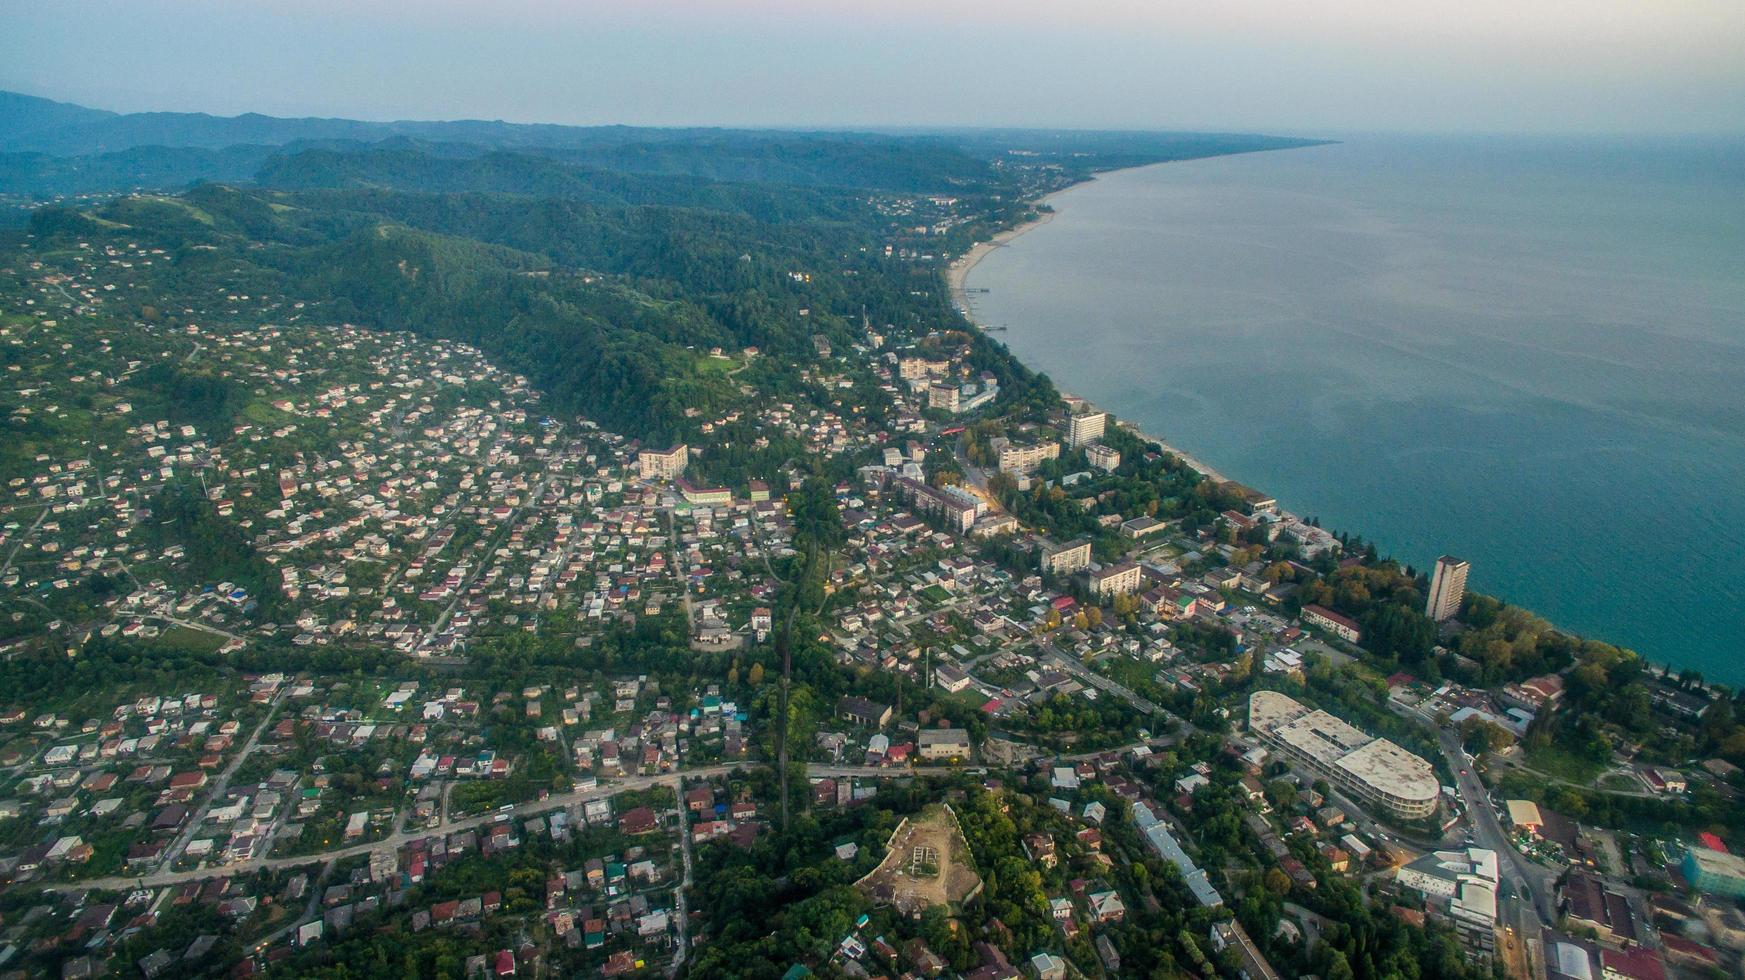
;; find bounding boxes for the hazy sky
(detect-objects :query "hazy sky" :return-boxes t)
[4,0,1743,135]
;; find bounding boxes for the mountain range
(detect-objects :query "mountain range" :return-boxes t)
[0,89,1324,204]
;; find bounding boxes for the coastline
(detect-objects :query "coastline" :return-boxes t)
[950,169,1236,488]
[950,156,1721,684]
[946,186,1070,321]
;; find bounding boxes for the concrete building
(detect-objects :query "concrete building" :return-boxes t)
[1039,538,1092,576]
[895,478,980,533]
[1248,691,1440,822]
[917,728,971,761]
[928,382,961,413]
[933,664,973,693]
[1067,411,1106,448]
[1426,555,1470,622]
[997,441,1060,475]
[1301,604,1362,643]
[677,480,731,507]
[1394,847,1500,957]
[638,445,689,481]
[971,513,1017,538]
[1120,516,1165,539]
[1089,561,1142,598]
[1085,444,1121,472]
[1029,952,1067,980]
[837,696,892,729]
[1683,847,1745,898]
[898,356,948,380]
[1210,920,1282,980]
[1132,801,1222,907]
[1560,871,1638,944]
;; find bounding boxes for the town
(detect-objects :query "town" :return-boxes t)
[0,187,1742,980]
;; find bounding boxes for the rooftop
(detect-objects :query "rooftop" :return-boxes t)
[1249,691,1438,804]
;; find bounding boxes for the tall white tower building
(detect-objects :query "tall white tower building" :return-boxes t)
[1426,555,1470,622]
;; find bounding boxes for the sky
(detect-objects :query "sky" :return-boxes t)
[3,0,1744,135]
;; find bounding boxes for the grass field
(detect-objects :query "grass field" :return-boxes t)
[1523,742,1607,784]
[692,354,739,376]
[156,624,229,654]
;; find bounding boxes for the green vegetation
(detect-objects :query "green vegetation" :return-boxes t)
[147,481,282,611]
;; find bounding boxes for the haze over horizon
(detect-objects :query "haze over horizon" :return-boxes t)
[4,0,1744,136]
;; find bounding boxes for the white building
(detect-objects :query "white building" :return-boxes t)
[1040,538,1092,575]
[1248,690,1440,821]
[1395,847,1499,956]
[638,445,689,481]
[917,728,971,761]
[1067,411,1107,448]
[1086,443,1121,471]
[1426,555,1470,622]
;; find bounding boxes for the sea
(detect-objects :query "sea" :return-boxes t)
[965,135,1745,683]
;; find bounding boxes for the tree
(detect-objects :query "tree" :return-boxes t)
[774,476,842,833]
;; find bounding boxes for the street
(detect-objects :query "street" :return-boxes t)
[50,761,909,894]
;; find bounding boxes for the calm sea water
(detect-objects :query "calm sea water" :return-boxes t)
[968,136,1745,683]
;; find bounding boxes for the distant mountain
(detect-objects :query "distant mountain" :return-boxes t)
[256,135,996,198]
[253,144,876,222]
[0,90,981,180]
[0,144,274,197]
[0,91,116,144]
[0,90,1327,219]
[0,98,409,156]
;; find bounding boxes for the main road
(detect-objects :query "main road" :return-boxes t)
[1433,724,1556,980]
[51,762,913,894]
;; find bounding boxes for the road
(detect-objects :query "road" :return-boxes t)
[252,858,333,951]
[423,461,561,646]
[158,687,291,870]
[0,507,49,583]
[1039,643,1175,720]
[1439,728,1556,956]
[160,614,245,645]
[664,508,694,630]
[1489,753,1659,799]
[52,762,904,894]
[669,774,696,977]
[1389,697,1556,979]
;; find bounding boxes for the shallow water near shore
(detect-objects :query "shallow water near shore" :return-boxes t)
[967,135,1745,682]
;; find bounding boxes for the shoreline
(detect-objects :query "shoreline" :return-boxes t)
[946,185,1073,321]
[949,160,1715,684]
[949,170,1237,488]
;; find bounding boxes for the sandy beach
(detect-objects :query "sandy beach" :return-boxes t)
[945,187,1071,319]
[948,178,1236,488]
[1118,423,1234,485]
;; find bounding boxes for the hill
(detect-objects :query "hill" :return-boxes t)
[0,90,1327,204]
[6,92,1322,443]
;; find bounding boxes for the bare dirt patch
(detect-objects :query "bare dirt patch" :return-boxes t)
[855,803,982,914]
